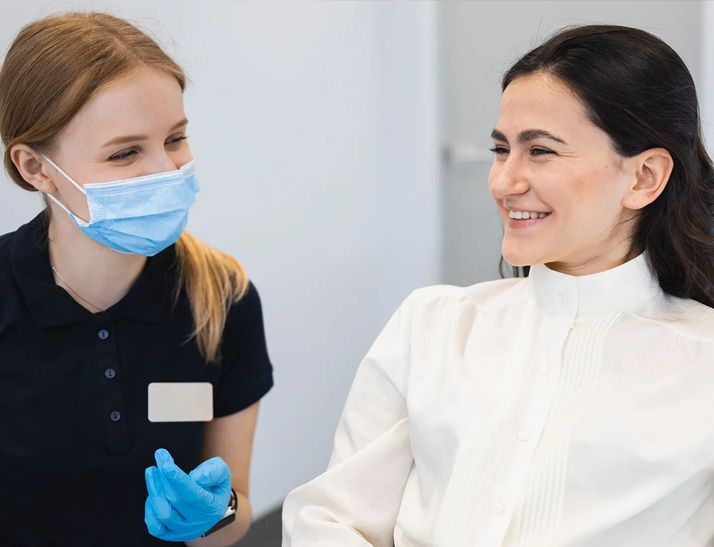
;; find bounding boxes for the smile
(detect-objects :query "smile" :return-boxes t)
[508,210,552,220]
[507,211,552,229]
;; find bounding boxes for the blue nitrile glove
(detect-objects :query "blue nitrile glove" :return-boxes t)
[144,448,233,541]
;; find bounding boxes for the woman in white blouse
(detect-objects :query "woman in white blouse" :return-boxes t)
[283,25,714,547]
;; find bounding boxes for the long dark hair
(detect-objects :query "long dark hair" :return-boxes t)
[498,25,714,308]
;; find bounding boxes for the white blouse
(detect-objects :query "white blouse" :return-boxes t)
[282,253,714,547]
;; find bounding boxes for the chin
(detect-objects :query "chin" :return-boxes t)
[502,245,547,268]
[502,254,533,268]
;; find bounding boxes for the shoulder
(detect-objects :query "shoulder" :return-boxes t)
[0,214,47,266]
[0,230,14,263]
[0,225,23,277]
[233,280,263,314]
[0,226,29,324]
[0,232,16,309]
[634,294,714,346]
[398,277,524,318]
[223,280,266,334]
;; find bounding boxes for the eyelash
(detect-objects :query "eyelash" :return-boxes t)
[489,146,554,157]
[109,135,189,161]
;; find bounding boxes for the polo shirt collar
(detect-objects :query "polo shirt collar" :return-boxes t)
[527,252,664,318]
[10,213,174,327]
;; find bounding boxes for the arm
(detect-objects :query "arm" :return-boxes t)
[185,401,260,547]
[146,283,272,546]
[282,300,415,547]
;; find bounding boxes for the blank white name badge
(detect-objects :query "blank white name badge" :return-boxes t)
[148,382,214,422]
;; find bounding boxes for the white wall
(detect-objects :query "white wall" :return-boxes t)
[0,0,441,516]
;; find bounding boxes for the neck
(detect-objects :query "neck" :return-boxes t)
[545,241,642,277]
[47,208,147,313]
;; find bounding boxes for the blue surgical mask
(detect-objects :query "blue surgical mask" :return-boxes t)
[43,156,199,256]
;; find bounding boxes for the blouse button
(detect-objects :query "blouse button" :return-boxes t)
[492,500,505,514]
[541,365,552,375]
[557,291,572,304]
[110,410,121,422]
[105,368,117,379]
[98,329,110,340]
[517,430,530,442]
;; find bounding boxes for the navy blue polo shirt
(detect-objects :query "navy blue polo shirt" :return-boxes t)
[0,213,274,546]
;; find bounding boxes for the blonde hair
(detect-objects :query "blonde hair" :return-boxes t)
[0,12,248,363]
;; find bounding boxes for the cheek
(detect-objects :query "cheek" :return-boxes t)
[487,163,499,196]
[554,171,626,229]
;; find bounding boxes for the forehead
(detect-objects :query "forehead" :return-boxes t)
[63,67,185,141]
[497,73,596,140]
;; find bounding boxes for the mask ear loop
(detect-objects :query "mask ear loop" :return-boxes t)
[41,155,90,226]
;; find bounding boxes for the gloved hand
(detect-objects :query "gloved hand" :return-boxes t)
[144,448,233,541]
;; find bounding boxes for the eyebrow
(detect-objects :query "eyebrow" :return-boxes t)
[490,128,566,145]
[101,118,189,148]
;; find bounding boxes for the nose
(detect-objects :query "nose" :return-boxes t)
[488,155,530,200]
[150,152,184,174]
[162,154,181,172]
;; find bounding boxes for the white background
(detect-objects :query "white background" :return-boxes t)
[0,0,708,518]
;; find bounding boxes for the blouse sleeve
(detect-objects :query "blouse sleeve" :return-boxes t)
[282,294,416,546]
[213,281,274,417]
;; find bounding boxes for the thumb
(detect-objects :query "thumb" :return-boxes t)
[188,457,231,489]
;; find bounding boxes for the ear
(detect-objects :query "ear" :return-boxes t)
[10,144,58,193]
[623,147,673,211]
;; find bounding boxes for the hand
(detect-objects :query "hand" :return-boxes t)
[144,448,233,541]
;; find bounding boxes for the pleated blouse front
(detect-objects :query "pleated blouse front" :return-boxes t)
[283,253,714,547]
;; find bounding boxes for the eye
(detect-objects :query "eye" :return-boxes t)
[531,147,554,156]
[166,135,188,146]
[108,148,137,161]
[489,146,509,156]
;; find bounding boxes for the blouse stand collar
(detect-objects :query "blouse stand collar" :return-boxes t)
[527,253,664,318]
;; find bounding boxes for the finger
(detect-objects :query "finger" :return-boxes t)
[145,467,167,508]
[146,466,180,522]
[154,447,174,468]
[154,449,195,506]
[188,457,230,488]
[156,452,213,507]
[144,496,169,537]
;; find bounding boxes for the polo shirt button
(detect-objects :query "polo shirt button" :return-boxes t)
[98,329,109,340]
[110,410,121,422]
[105,368,117,379]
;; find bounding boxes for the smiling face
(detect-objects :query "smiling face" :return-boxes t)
[43,66,192,222]
[488,72,641,275]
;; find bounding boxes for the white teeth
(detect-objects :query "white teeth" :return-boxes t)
[509,210,551,220]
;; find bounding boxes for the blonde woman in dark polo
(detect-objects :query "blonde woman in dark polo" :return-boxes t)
[0,12,273,546]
